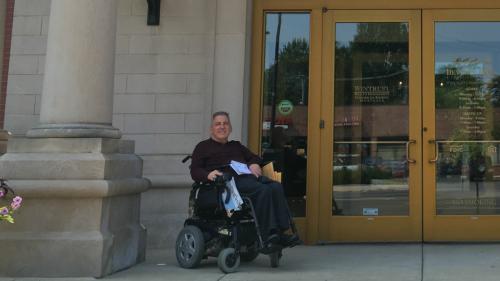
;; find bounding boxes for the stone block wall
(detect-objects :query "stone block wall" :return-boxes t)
[4,0,251,249]
[5,0,47,133]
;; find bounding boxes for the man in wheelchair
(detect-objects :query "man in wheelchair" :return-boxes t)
[178,111,301,272]
[190,111,300,250]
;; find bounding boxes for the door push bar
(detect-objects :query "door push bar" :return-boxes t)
[406,140,416,164]
[334,140,417,164]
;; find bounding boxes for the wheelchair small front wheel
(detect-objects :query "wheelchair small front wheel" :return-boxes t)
[217,248,240,273]
[175,225,205,268]
[269,250,282,268]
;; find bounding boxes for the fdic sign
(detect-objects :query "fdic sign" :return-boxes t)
[277,100,293,115]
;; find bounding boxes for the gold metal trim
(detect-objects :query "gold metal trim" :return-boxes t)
[334,140,417,163]
[428,139,438,163]
[430,140,500,144]
[335,141,413,144]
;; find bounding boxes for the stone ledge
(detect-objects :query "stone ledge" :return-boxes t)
[6,138,130,153]
[6,178,150,198]
[0,153,144,179]
[0,130,10,154]
[0,230,104,240]
[145,174,192,189]
[0,130,10,140]
[26,123,121,139]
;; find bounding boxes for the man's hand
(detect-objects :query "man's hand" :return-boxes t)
[249,164,262,178]
[207,170,223,181]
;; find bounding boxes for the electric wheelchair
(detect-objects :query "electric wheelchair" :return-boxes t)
[175,157,299,273]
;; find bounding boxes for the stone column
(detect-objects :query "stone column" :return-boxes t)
[212,0,248,142]
[0,1,10,155]
[27,0,120,139]
[0,130,8,154]
[0,0,148,277]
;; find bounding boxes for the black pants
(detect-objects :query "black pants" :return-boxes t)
[235,175,291,240]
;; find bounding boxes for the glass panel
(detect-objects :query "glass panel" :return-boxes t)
[261,13,310,217]
[435,22,500,215]
[333,23,410,216]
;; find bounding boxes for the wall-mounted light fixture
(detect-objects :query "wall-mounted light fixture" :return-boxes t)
[147,0,161,26]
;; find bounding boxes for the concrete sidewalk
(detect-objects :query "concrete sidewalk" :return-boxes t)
[2,244,500,281]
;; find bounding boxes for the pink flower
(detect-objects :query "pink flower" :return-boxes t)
[0,207,8,215]
[10,197,22,211]
[11,202,20,210]
[12,196,22,204]
[0,189,4,198]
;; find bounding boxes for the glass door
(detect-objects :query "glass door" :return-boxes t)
[320,10,422,242]
[423,10,500,241]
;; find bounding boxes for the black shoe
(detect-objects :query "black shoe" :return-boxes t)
[280,233,302,248]
[266,233,280,244]
[260,234,281,254]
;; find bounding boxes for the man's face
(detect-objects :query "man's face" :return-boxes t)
[210,115,232,143]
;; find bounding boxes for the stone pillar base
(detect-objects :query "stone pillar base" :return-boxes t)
[27,123,121,139]
[0,138,149,277]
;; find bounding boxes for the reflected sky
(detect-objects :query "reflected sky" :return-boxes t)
[436,22,500,78]
[264,17,500,85]
[335,23,358,45]
[436,22,500,42]
[264,13,310,68]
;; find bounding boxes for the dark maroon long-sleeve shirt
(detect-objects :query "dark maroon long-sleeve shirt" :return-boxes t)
[190,138,262,182]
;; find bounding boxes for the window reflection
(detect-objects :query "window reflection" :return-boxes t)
[261,13,310,217]
[333,23,410,216]
[435,22,500,215]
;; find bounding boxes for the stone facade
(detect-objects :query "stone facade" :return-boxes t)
[0,0,150,277]
[3,0,251,249]
[0,138,149,277]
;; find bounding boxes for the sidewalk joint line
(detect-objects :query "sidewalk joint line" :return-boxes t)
[421,243,424,281]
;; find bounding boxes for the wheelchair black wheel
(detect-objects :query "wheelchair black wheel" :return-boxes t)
[175,225,205,268]
[269,250,282,268]
[217,248,240,273]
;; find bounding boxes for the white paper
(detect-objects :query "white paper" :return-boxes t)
[222,177,243,213]
[230,160,252,175]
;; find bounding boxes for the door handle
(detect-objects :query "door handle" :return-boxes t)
[429,139,438,163]
[406,140,416,164]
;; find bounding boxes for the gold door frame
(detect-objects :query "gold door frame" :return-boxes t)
[251,0,500,10]
[320,10,422,242]
[422,9,500,241]
[250,1,500,244]
[249,5,323,244]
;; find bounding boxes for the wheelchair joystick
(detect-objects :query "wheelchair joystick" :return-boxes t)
[214,173,232,185]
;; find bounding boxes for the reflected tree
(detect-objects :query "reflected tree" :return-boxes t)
[488,75,500,107]
[488,76,500,139]
[335,23,409,106]
[435,58,496,178]
[263,38,310,106]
